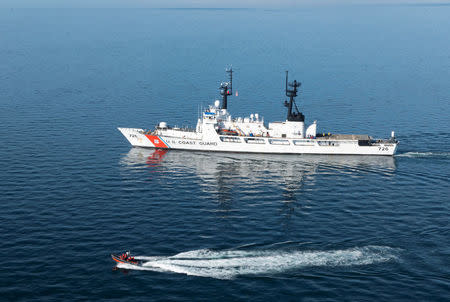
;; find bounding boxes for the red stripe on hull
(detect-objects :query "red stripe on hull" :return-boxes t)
[145,135,169,148]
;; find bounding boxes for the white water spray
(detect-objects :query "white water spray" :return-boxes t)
[116,245,400,279]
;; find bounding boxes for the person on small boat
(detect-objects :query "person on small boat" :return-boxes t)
[117,251,136,262]
[125,251,136,262]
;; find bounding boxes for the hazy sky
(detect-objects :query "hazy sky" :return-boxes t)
[2,0,449,8]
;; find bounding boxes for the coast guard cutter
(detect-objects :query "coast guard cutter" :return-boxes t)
[119,69,398,155]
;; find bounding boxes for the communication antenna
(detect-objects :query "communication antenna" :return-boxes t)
[283,71,304,122]
[220,66,233,110]
[226,66,233,95]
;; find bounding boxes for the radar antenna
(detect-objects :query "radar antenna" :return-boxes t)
[220,67,233,109]
[283,71,305,122]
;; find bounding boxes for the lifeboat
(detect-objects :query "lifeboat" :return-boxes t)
[219,129,239,136]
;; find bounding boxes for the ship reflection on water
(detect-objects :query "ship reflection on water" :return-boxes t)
[120,148,396,207]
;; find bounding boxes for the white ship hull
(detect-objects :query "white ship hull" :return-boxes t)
[118,127,397,156]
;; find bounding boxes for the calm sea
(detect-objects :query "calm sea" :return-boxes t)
[1,5,449,301]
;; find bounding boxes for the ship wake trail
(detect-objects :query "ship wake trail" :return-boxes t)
[116,246,400,279]
[396,151,450,159]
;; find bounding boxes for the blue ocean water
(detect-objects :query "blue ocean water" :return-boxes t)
[1,5,449,301]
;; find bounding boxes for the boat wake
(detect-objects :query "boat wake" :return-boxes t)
[396,151,450,159]
[116,245,400,279]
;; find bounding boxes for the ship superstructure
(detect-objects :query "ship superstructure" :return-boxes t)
[119,69,398,155]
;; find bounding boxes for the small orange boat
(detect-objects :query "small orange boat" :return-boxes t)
[111,253,142,266]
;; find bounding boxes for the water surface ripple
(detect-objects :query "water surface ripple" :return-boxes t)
[1,6,449,302]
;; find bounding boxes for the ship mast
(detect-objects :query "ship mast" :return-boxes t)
[220,67,233,110]
[284,71,305,122]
